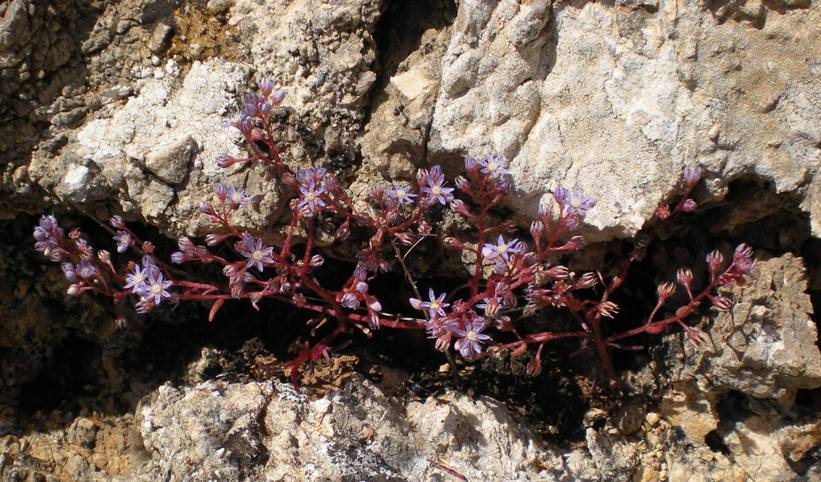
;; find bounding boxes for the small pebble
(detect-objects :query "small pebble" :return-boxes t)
[707,123,720,141]
[151,55,161,66]
[645,412,661,427]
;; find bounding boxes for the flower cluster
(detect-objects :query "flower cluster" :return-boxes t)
[34,80,756,387]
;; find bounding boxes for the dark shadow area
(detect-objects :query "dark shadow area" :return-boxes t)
[3,172,817,450]
[373,0,457,90]
[600,175,814,374]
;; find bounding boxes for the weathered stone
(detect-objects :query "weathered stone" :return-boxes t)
[427,0,821,240]
[143,133,198,185]
[146,22,172,53]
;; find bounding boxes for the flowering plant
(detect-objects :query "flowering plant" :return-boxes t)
[34,81,755,386]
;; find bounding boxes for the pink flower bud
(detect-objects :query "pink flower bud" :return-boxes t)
[530,220,544,238]
[655,203,671,220]
[454,176,469,192]
[683,165,702,187]
[676,268,693,288]
[526,358,543,377]
[706,249,724,275]
[443,237,463,250]
[711,295,733,311]
[110,215,125,229]
[681,199,697,212]
[575,272,598,289]
[598,301,620,318]
[546,265,569,279]
[657,282,675,300]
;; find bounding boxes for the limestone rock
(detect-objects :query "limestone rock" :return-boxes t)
[656,253,821,481]
[143,134,199,185]
[428,0,821,240]
[681,254,821,401]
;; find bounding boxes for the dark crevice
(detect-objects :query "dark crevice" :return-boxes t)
[2,171,818,451]
[705,429,733,455]
[372,0,457,90]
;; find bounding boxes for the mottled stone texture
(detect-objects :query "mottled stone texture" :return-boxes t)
[1,0,820,481]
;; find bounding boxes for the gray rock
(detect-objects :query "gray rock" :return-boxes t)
[657,253,821,481]
[146,22,173,53]
[677,254,821,401]
[144,134,198,185]
[428,0,821,241]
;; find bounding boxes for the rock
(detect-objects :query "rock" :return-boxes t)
[679,254,821,401]
[656,253,821,481]
[144,134,199,185]
[206,0,232,15]
[147,22,173,53]
[130,375,576,480]
[360,6,453,180]
[233,0,383,160]
[428,0,821,240]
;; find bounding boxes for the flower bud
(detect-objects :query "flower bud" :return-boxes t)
[676,268,693,288]
[449,199,467,214]
[62,263,78,283]
[706,249,724,275]
[598,301,620,318]
[341,293,359,309]
[546,265,569,279]
[575,272,597,289]
[443,237,463,250]
[464,156,479,172]
[258,78,275,97]
[270,89,286,104]
[367,297,382,313]
[530,220,544,238]
[655,203,671,220]
[711,295,733,311]
[67,284,81,296]
[435,334,451,352]
[454,176,469,192]
[657,282,675,300]
[355,281,369,293]
[568,235,585,250]
[110,215,125,228]
[683,165,702,187]
[681,199,697,212]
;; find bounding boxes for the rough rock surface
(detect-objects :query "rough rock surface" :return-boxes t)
[657,254,821,481]
[427,0,821,240]
[1,0,820,481]
[4,0,819,240]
